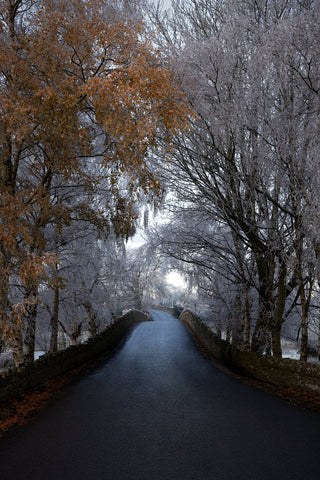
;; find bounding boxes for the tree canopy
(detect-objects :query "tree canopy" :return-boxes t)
[147,0,320,360]
[0,0,190,364]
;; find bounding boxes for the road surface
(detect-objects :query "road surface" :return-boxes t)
[0,310,320,479]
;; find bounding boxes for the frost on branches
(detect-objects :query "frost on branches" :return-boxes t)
[0,0,189,365]
[149,0,320,360]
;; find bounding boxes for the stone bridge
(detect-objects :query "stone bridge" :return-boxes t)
[0,309,320,480]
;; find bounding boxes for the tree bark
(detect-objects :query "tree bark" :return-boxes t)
[0,332,4,354]
[24,284,38,363]
[84,302,97,337]
[299,309,309,362]
[0,256,10,354]
[270,328,282,358]
[251,315,270,354]
[13,326,24,367]
[0,266,9,315]
[216,308,222,339]
[318,320,320,362]
[251,254,273,354]
[297,238,309,361]
[71,322,82,345]
[243,286,251,350]
[226,314,232,343]
[0,286,8,355]
[270,258,287,358]
[231,233,251,349]
[49,282,60,353]
[315,243,320,362]
[231,293,243,349]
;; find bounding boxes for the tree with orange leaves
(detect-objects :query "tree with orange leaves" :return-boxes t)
[0,0,190,365]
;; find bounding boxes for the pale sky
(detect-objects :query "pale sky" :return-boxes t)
[153,0,172,10]
[166,271,187,289]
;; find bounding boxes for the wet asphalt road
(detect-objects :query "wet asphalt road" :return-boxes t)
[1,310,320,480]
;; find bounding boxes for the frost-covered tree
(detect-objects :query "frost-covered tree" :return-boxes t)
[0,0,189,365]
[36,227,128,352]
[121,245,167,311]
[149,0,320,359]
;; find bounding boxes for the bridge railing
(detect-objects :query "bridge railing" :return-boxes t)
[180,309,320,395]
[0,309,149,404]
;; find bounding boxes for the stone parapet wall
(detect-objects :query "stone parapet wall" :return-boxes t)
[0,309,149,404]
[180,309,320,395]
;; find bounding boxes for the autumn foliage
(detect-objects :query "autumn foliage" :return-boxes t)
[0,0,190,363]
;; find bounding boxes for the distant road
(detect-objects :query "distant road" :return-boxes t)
[0,310,320,479]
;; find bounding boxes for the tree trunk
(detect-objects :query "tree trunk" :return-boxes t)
[231,293,243,349]
[71,324,82,345]
[24,284,38,363]
[270,328,282,358]
[251,254,273,354]
[315,243,320,362]
[243,287,251,350]
[298,278,312,361]
[318,320,320,361]
[251,292,272,355]
[300,311,308,362]
[49,282,60,353]
[265,334,272,356]
[13,326,24,367]
[216,308,222,339]
[270,258,287,358]
[231,232,251,350]
[297,242,309,362]
[0,333,4,354]
[71,321,82,345]
[251,316,270,354]
[134,294,142,311]
[0,265,9,316]
[84,302,97,337]
[0,257,10,354]
[226,314,232,343]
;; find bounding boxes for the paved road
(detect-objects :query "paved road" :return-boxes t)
[0,310,320,480]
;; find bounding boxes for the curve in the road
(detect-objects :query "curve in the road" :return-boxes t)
[0,309,320,480]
